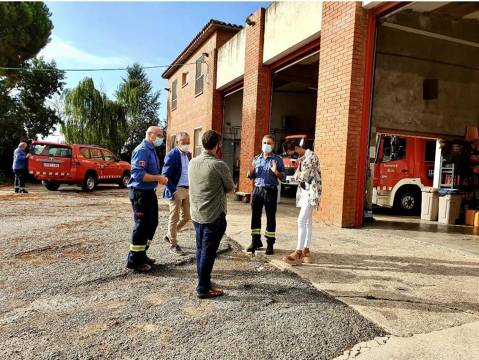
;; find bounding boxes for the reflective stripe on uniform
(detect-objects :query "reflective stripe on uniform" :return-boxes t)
[251,229,261,235]
[264,231,276,238]
[129,244,146,252]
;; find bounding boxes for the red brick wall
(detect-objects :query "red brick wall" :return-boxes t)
[239,8,271,193]
[314,1,369,227]
[166,30,237,152]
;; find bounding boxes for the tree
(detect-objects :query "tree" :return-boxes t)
[116,63,161,157]
[0,3,53,85]
[0,58,64,171]
[62,78,128,155]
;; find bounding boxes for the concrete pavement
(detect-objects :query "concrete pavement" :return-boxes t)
[225,194,479,358]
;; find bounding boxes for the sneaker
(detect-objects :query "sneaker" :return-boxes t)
[284,251,303,266]
[303,248,311,264]
[18,189,28,194]
[265,243,274,255]
[197,288,224,299]
[126,263,152,272]
[14,188,19,193]
[170,244,185,256]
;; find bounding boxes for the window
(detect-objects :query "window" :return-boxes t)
[32,144,72,158]
[79,148,91,159]
[381,136,406,162]
[182,72,189,87]
[425,140,436,162]
[172,79,178,110]
[90,148,103,160]
[195,55,204,96]
[194,128,202,157]
[102,149,115,161]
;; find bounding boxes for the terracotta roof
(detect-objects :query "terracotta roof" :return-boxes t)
[162,19,243,79]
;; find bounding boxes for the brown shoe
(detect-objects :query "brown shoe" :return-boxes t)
[284,250,303,266]
[197,288,224,299]
[303,248,311,264]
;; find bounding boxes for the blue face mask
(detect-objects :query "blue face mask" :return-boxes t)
[153,137,164,147]
[262,144,273,154]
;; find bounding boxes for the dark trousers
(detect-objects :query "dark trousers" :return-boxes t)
[193,213,227,293]
[251,186,278,244]
[128,188,158,266]
[14,169,27,190]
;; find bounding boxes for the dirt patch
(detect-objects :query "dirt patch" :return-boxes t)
[14,242,89,263]
[55,218,105,230]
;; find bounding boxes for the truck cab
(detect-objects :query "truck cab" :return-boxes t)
[372,134,436,215]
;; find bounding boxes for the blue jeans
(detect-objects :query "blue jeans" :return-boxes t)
[193,213,227,293]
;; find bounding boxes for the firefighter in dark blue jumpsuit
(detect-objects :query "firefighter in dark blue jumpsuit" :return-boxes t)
[127,126,168,272]
[247,134,285,255]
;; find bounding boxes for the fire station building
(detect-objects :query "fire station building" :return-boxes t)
[162,1,479,228]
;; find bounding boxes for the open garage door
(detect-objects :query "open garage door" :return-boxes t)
[365,2,479,233]
[270,52,319,194]
[222,87,243,185]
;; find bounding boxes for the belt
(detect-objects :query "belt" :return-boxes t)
[256,185,277,190]
[178,186,189,189]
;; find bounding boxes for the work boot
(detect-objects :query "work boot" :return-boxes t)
[170,244,185,256]
[246,239,263,253]
[265,241,274,255]
[18,189,28,194]
[126,263,152,272]
[14,188,19,193]
[145,256,156,265]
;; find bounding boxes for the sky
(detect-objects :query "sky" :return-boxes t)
[40,1,269,123]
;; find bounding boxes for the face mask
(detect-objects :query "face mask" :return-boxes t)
[179,144,189,152]
[262,144,273,154]
[153,137,164,147]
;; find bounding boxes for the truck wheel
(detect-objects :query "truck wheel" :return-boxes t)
[118,171,130,188]
[395,188,421,215]
[82,172,97,192]
[44,181,60,191]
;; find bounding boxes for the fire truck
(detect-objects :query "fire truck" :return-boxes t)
[372,133,436,215]
[280,134,314,190]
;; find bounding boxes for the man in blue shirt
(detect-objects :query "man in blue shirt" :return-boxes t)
[247,134,285,255]
[12,142,30,193]
[127,126,168,272]
[162,132,192,256]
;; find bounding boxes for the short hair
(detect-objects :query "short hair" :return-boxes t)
[263,134,275,143]
[202,130,221,150]
[176,132,189,142]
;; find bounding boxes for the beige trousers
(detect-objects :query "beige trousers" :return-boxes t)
[167,186,191,245]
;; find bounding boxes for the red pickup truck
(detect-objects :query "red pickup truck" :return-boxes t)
[28,141,131,191]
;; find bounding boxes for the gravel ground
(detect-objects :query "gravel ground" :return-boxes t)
[0,184,385,360]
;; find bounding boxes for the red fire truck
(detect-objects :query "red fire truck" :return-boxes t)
[372,133,436,215]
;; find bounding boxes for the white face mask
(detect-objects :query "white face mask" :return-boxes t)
[179,144,189,153]
[262,144,273,154]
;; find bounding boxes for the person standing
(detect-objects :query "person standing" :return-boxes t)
[246,135,285,255]
[284,144,322,265]
[162,132,192,256]
[127,126,168,272]
[189,130,234,299]
[13,142,30,193]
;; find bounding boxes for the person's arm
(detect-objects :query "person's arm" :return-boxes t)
[161,151,177,191]
[270,158,285,181]
[247,159,256,179]
[131,149,168,185]
[215,161,235,193]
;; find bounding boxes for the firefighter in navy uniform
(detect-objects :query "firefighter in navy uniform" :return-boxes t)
[247,134,285,255]
[127,126,168,272]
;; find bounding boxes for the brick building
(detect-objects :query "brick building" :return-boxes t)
[163,2,479,228]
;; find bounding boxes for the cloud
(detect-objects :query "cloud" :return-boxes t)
[39,35,132,68]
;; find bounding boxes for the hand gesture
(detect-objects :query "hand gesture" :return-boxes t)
[158,175,168,185]
[271,160,277,174]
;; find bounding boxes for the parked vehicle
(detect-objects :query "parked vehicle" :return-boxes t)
[28,141,131,191]
[373,134,436,215]
[280,134,314,190]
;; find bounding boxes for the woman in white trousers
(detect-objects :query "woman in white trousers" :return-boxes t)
[284,146,321,265]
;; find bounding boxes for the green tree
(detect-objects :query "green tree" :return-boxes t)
[62,78,128,155]
[116,63,162,157]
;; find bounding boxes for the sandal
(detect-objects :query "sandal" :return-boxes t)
[303,248,311,264]
[197,288,224,299]
[284,251,303,266]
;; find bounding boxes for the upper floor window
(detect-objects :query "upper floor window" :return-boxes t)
[195,55,205,96]
[182,72,189,87]
[172,79,178,110]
